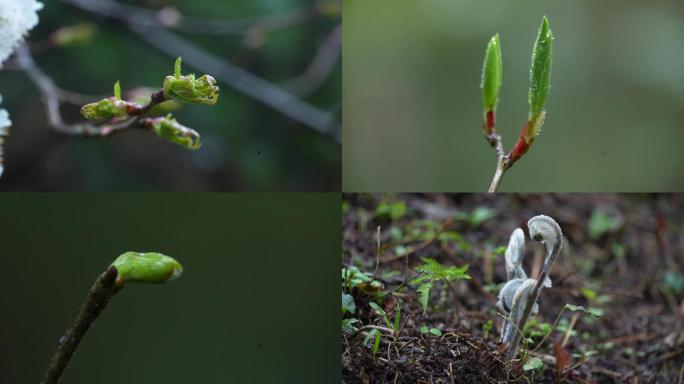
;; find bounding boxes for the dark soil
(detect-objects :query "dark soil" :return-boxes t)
[341,194,684,383]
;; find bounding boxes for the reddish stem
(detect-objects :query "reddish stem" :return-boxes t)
[485,109,495,135]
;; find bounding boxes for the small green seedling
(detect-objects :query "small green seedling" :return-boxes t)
[410,257,471,314]
[420,325,443,337]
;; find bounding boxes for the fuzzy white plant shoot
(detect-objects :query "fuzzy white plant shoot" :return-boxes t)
[496,215,563,359]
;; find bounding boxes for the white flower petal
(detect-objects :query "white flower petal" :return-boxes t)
[0,0,43,65]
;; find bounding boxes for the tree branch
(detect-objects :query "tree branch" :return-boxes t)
[486,132,510,193]
[129,24,340,142]
[41,266,121,384]
[60,0,316,35]
[14,44,156,137]
[281,23,341,96]
[60,0,341,143]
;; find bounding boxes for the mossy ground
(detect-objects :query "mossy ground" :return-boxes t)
[342,194,684,383]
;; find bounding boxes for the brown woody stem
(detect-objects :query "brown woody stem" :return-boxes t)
[41,266,122,384]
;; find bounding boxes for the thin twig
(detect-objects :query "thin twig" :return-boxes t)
[281,23,341,96]
[561,313,579,348]
[42,266,121,384]
[486,133,509,193]
[129,25,340,142]
[60,0,316,35]
[14,44,157,137]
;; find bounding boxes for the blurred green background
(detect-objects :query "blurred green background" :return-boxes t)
[0,193,339,383]
[343,0,684,192]
[0,0,340,191]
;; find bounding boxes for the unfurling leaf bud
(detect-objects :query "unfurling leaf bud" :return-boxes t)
[111,251,183,286]
[481,33,502,138]
[481,33,502,112]
[151,114,201,150]
[509,17,553,165]
[163,57,219,105]
[80,97,129,121]
[528,16,553,120]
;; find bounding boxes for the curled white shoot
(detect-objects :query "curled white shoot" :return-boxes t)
[497,214,564,359]
[501,278,536,344]
[504,228,526,280]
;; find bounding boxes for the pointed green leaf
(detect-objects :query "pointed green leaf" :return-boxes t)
[565,304,603,317]
[113,80,121,100]
[174,57,182,78]
[481,33,502,111]
[393,302,401,334]
[369,301,392,329]
[528,16,553,118]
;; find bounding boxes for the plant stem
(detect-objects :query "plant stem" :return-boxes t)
[505,239,562,360]
[487,132,509,193]
[488,159,507,193]
[42,266,121,384]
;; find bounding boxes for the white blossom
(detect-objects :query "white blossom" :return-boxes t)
[0,0,43,65]
[0,0,43,177]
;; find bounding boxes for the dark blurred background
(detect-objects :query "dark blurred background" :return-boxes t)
[0,193,339,383]
[343,0,684,192]
[0,0,340,191]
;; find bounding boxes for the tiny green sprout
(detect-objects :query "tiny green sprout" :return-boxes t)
[163,57,219,105]
[80,97,128,121]
[151,114,202,150]
[113,80,121,100]
[481,33,502,112]
[523,356,544,372]
[111,251,183,286]
[174,56,182,78]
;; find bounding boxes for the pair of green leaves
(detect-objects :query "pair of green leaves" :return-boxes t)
[481,16,553,141]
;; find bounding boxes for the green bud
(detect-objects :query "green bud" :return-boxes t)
[80,97,129,121]
[528,16,553,119]
[111,251,183,284]
[151,114,201,150]
[481,33,502,111]
[51,23,97,47]
[163,57,219,105]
